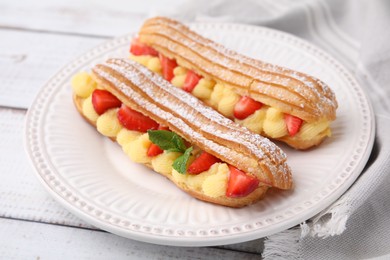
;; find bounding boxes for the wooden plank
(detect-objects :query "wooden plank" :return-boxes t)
[221,240,264,255]
[0,108,95,228]
[0,218,260,259]
[0,29,103,109]
[0,0,185,37]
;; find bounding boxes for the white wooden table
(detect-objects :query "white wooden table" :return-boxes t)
[0,1,264,258]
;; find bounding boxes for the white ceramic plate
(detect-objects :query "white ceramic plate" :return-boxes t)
[25,23,375,246]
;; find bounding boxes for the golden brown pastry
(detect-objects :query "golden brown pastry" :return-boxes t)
[129,16,338,150]
[71,58,293,208]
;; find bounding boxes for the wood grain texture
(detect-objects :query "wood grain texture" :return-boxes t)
[0,108,95,229]
[0,0,186,37]
[0,218,260,259]
[0,29,103,109]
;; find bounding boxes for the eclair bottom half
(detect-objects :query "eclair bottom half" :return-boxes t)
[71,71,270,208]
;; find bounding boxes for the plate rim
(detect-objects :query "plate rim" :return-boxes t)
[24,22,376,246]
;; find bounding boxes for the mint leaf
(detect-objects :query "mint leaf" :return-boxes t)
[148,130,193,174]
[171,134,187,152]
[172,147,193,174]
[148,130,187,153]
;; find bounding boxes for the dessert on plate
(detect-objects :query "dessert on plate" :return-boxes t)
[129,16,338,150]
[71,58,293,207]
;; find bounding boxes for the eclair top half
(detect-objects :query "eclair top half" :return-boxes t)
[92,58,293,190]
[138,16,338,124]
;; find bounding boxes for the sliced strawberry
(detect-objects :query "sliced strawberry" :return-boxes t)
[233,96,263,120]
[284,114,303,137]
[226,166,259,198]
[91,89,122,115]
[182,70,201,92]
[129,38,159,56]
[157,125,169,131]
[117,105,159,132]
[146,125,170,157]
[187,151,221,175]
[147,144,164,157]
[159,54,177,82]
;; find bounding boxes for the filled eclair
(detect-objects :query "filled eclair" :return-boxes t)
[71,58,293,208]
[129,16,338,150]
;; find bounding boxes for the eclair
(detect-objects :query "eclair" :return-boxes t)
[129,16,338,150]
[71,58,293,208]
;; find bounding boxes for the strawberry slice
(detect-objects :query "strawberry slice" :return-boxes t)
[129,38,159,56]
[157,125,169,131]
[284,114,303,137]
[147,125,170,157]
[233,96,263,120]
[226,166,259,198]
[187,151,221,174]
[182,70,201,92]
[147,144,164,157]
[117,105,159,132]
[91,89,122,115]
[159,54,177,82]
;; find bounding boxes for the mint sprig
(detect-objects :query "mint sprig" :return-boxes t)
[172,147,193,174]
[147,130,192,174]
[148,130,187,152]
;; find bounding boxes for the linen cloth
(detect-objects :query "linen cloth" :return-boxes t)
[165,0,390,258]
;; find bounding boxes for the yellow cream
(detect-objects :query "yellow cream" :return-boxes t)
[116,128,143,147]
[263,107,288,138]
[218,87,240,118]
[171,162,229,198]
[152,151,182,175]
[297,119,331,140]
[171,169,188,183]
[192,78,215,100]
[209,83,225,107]
[123,133,152,164]
[236,107,267,133]
[82,96,99,123]
[129,54,161,74]
[146,57,162,74]
[96,108,122,137]
[185,169,214,191]
[186,163,226,191]
[71,72,97,98]
[201,163,229,198]
[171,74,186,88]
[129,54,153,67]
[173,66,188,76]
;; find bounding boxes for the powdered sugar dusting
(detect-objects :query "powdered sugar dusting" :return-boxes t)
[111,59,281,160]
[141,17,337,120]
[93,58,292,189]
